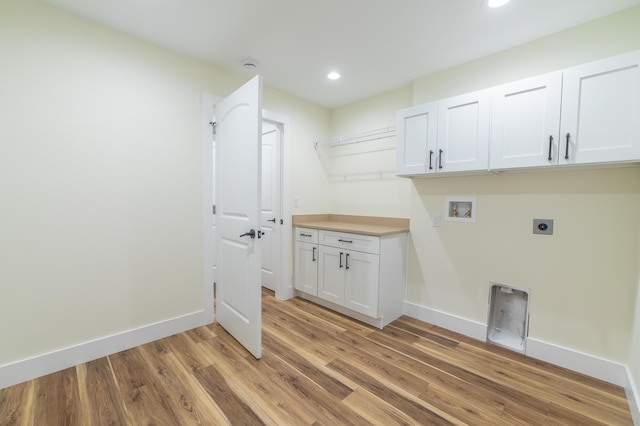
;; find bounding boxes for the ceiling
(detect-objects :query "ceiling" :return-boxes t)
[44,0,640,109]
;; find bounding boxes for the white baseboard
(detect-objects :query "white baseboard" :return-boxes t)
[0,309,211,390]
[626,366,640,426]
[403,301,627,387]
[525,338,627,386]
[403,301,487,341]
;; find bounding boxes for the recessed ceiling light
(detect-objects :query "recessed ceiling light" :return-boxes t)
[327,71,341,80]
[487,0,510,7]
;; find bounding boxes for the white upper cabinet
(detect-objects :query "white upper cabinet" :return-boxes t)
[396,49,640,177]
[396,90,490,176]
[396,102,438,176]
[559,50,640,165]
[437,89,491,173]
[490,72,562,169]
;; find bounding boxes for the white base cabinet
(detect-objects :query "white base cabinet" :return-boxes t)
[294,227,408,329]
[293,228,318,296]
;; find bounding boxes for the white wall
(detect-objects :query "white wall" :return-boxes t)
[0,0,330,377]
[326,4,640,381]
[408,6,640,365]
[323,86,414,218]
[630,239,640,421]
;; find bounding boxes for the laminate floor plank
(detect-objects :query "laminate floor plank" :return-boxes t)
[76,357,129,425]
[229,358,320,426]
[138,346,231,425]
[32,367,83,426]
[341,387,420,426]
[256,349,367,425]
[108,347,182,425]
[327,357,458,425]
[0,290,633,426]
[413,337,631,424]
[0,379,35,426]
[194,364,265,425]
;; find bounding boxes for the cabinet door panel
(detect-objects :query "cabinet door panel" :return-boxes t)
[317,245,345,305]
[437,90,490,172]
[344,251,380,317]
[560,50,640,164]
[396,103,438,176]
[490,72,562,169]
[294,241,317,295]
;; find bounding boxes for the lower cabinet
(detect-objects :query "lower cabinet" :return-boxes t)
[318,237,380,318]
[294,226,407,328]
[294,227,318,295]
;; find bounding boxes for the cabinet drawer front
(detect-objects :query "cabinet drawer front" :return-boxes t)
[295,227,318,243]
[319,230,380,254]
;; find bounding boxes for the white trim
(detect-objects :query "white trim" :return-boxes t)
[403,301,629,387]
[526,338,627,386]
[297,291,385,328]
[625,366,640,425]
[403,301,487,341]
[263,110,293,301]
[0,310,208,389]
[202,92,220,323]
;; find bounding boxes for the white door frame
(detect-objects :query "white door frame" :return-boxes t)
[263,109,292,301]
[201,93,292,325]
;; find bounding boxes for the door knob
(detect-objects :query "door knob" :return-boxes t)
[239,229,256,239]
[267,218,276,223]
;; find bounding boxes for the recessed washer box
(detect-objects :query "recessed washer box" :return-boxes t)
[444,196,476,223]
[487,283,530,353]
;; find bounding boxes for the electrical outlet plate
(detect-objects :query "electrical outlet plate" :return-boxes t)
[533,219,553,235]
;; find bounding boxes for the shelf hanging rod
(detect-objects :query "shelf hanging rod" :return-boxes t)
[314,126,396,149]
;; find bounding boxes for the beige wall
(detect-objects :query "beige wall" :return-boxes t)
[631,233,640,403]
[323,86,414,218]
[408,6,640,364]
[0,0,330,366]
[328,5,640,367]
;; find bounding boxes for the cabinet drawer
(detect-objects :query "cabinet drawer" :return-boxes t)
[319,230,380,255]
[295,227,318,243]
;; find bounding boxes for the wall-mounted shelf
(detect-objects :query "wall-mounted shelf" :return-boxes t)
[313,127,396,180]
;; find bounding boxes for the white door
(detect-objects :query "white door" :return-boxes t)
[260,122,281,292]
[560,50,640,165]
[317,245,345,305]
[437,89,490,173]
[294,240,318,295]
[215,75,262,359]
[344,250,380,317]
[490,72,562,170]
[395,102,438,176]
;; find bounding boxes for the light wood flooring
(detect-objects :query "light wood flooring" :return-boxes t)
[0,289,633,425]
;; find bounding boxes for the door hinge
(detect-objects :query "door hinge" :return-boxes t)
[212,205,216,215]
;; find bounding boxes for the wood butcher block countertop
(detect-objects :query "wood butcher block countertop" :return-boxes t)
[292,214,409,236]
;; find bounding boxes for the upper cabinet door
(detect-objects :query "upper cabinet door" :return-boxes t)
[437,89,490,173]
[396,102,438,176]
[490,72,562,170]
[560,50,640,165]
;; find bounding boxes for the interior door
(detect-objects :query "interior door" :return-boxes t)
[260,122,281,292]
[215,75,262,359]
